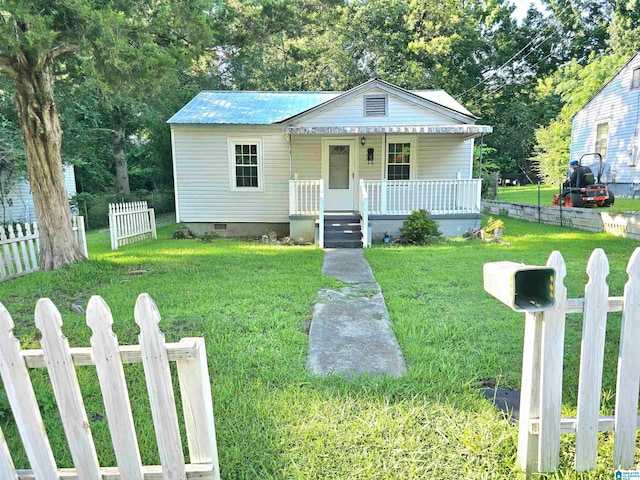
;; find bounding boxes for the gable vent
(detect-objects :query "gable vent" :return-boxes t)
[364,95,388,117]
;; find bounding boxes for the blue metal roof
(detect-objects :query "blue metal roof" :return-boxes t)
[167,91,340,124]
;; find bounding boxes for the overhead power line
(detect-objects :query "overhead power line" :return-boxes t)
[462,4,573,99]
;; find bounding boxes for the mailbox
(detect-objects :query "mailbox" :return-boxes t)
[483,261,555,312]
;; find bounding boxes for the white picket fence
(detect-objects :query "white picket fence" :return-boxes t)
[109,201,157,250]
[0,294,220,479]
[512,248,640,475]
[0,216,88,282]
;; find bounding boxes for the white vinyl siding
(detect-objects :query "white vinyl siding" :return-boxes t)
[172,126,290,223]
[571,54,640,183]
[415,135,473,179]
[291,136,322,179]
[0,165,76,224]
[363,95,388,117]
[291,134,472,183]
[358,137,385,181]
[63,164,77,197]
[295,88,458,127]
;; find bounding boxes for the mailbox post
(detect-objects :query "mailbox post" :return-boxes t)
[483,256,565,474]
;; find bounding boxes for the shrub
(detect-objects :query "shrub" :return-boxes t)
[400,210,442,245]
[172,225,194,239]
[198,231,219,243]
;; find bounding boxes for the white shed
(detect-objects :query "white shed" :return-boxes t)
[570,53,640,195]
[0,164,77,224]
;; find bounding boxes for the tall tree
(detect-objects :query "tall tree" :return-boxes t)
[0,1,214,269]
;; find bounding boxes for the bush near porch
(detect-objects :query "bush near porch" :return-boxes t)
[0,219,636,478]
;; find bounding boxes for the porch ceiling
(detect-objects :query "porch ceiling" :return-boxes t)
[284,124,493,139]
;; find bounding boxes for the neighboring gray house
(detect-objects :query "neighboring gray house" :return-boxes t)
[570,53,640,195]
[0,164,77,224]
[168,79,492,247]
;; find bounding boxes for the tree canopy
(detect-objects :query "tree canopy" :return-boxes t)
[0,1,216,269]
[1,0,639,268]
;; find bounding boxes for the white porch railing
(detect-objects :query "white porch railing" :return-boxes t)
[361,179,481,215]
[289,180,322,215]
[289,179,482,216]
[359,180,370,247]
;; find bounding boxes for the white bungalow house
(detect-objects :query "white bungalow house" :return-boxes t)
[0,165,77,224]
[570,53,640,196]
[168,79,492,247]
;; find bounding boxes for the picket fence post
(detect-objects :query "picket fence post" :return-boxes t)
[177,337,220,477]
[613,249,640,468]
[0,295,220,479]
[575,249,609,470]
[72,216,89,258]
[87,296,145,478]
[0,303,59,478]
[35,299,102,479]
[135,294,187,479]
[489,247,640,476]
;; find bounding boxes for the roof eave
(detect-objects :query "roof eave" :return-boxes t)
[279,78,476,125]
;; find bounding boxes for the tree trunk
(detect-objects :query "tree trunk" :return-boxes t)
[12,59,85,270]
[114,126,131,194]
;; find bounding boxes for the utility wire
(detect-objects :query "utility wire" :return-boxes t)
[469,11,607,102]
[462,4,573,99]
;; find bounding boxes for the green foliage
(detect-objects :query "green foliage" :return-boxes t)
[198,231,219,243]
[172,225,195,239]
[72,190,174,230]
[0,0,218,199]
[531,54,627,185]
[400,209,442,244]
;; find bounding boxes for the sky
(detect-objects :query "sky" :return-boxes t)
[512,0,546,22]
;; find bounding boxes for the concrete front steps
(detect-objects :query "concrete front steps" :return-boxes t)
[324,213,362,248]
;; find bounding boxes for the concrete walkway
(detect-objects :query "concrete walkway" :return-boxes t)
[307,249,407,378]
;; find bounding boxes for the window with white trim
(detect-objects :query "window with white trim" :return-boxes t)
[228,139,263,190]
[387,142,411,180]
[632,68,640,89]
[595,122,609,159]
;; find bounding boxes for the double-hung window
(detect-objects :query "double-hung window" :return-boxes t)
[595,123,609,159]
[632,68,640,90]
[387,142,411,180]
[229,138,263,191]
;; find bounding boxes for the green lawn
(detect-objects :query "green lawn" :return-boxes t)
[496,184,640,213]
[0,221,638,478]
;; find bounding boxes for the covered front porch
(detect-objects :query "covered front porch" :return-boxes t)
[289,178,482,247]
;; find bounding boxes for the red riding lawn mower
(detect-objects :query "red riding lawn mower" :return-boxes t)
[552,153,615,208]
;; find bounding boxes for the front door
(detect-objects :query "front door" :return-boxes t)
[323,139,355,211]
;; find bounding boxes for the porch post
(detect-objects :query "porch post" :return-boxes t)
[289,180,295,215]
[381,180,388,215]
[319,180,325,249]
